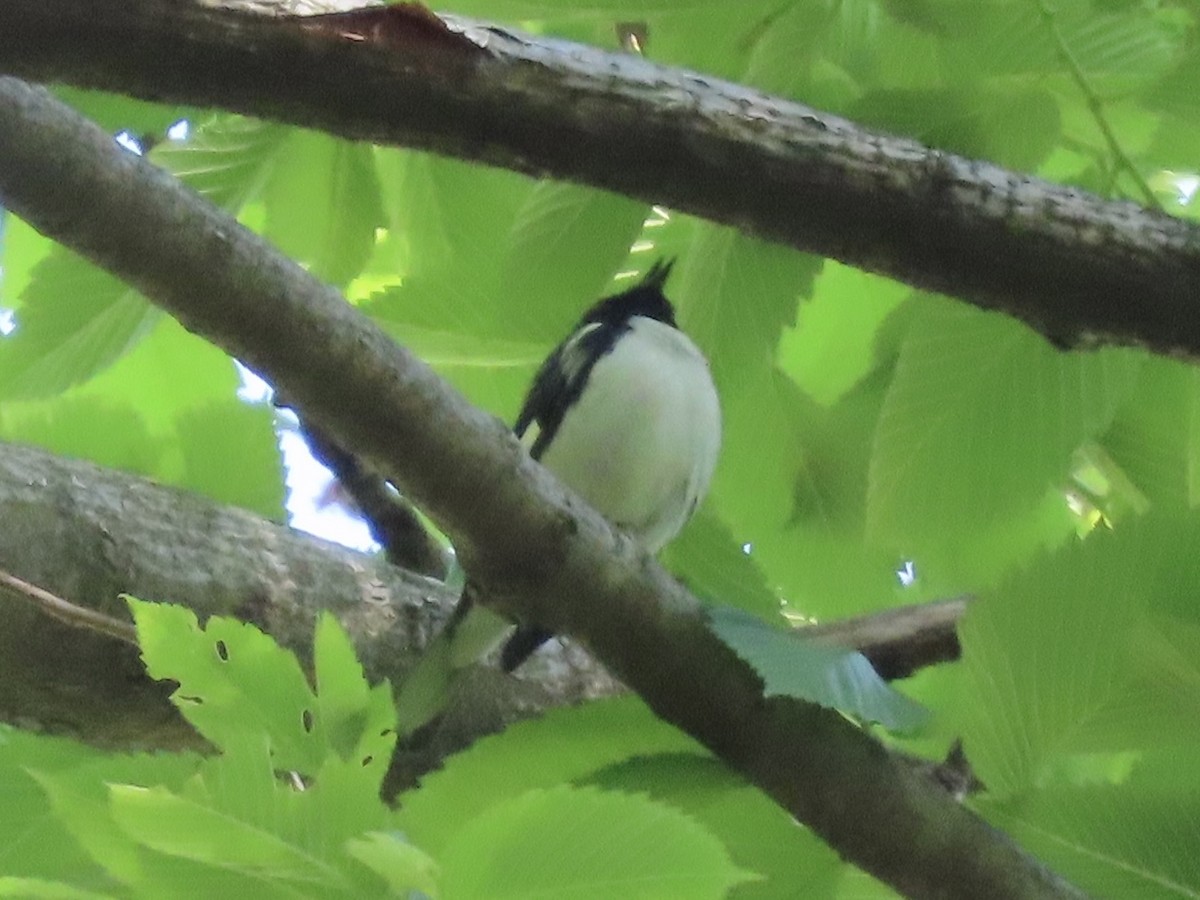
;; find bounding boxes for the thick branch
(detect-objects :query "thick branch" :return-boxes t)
[0,436,960,784]
[0,439,618,757]
[0,0,1198,361]
[0,77,1078,899]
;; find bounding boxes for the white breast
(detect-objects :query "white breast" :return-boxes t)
[536,316,721,553]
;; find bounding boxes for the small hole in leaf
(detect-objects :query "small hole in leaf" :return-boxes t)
[178,695,204,705]
[380,728,393,737]
[361,755,374,767]
[302,709,314,733]
[215,640,228,661]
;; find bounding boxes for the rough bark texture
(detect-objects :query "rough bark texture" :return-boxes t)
[1,0,1198,363]
[0,436,964,792]
[0,76,1083,899]
[0,440,619,755]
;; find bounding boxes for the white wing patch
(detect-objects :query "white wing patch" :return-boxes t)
[558,322,604,384]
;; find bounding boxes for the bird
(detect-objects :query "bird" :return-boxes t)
[395,259,721,735]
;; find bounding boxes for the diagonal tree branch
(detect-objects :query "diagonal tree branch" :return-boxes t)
[0,0,1198,362]
[0,75,1081,899]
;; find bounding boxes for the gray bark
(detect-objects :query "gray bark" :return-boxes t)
[0,76,1082,899]
[0,439,617,777]
[0,0,1197,360]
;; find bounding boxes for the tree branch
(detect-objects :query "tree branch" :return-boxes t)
[0,0,1197,363]
[0,566,139,646]
[0,76,1080,898]
[0,438,617,760]
[283,403,450,578]
[0,434,964,777]
[806,596,968,680]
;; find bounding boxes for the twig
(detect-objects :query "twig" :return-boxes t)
[0,567,138,646]
[805,595,969,680]
[1033,0,1160,209]
[281,403,450,579]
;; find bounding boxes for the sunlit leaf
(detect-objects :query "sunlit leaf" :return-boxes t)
[584,754,842,900]
[0,878,115,899]
[439,785,757,899]
[981,750,1200,899]
[868,296,1140,545]
[954,517,1200,797]
[345,833,439,897]
[395,697,700,855]
[0,251,158,400]
[153,115,289,211]
[176,401,285,518]
[662,507,781,621]
[265,130,385,286]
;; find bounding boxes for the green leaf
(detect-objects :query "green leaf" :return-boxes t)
[849,87,1061,171]
[868,296,1140,545]
[312,612,397,766]
[1056,6,1183,89]
[675,230,819,391]
[937,0,1181,91]
[710,366,805,540]
[70,314,243,440]
[53,86,197,140]
[0,215,56,311]
[981,751,1200,899]
[1102,356,1200,511]
[129,600,322,774]
[377,152,533,299]
[176,401,285,518]
[153,115,289,211]
[264,131,385,287]
[583,754,842,900]
[345,833,440,897]
[0,315,249,488]
[0,397,162,477]
[719,369,908,621]
[741,0,839,97]
[22,741,201,887]
[108,782,345,885]
[981,87,1063,173]
[370,318,547,370]
[952,517,1200,797]
[365,282,546,421]
[848,89,989,158]
[0,250,159,400]
[395,696,700,855]
[1146,47,1200,121]
[129,600,398,815]
[0,727,175,886]
[439,785,757,899]
[200,728,389,888]
[646,5,775,82]
[0,878,115,899]
[707,606,930,733]
[661,507,781,620]
[498,183,651,343]
[779,262,908,406]
[73,722,391,896]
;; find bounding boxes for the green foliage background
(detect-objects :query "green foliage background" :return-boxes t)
[2,0,1200,895]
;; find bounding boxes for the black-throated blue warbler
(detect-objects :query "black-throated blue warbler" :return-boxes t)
[396,260,721,735]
